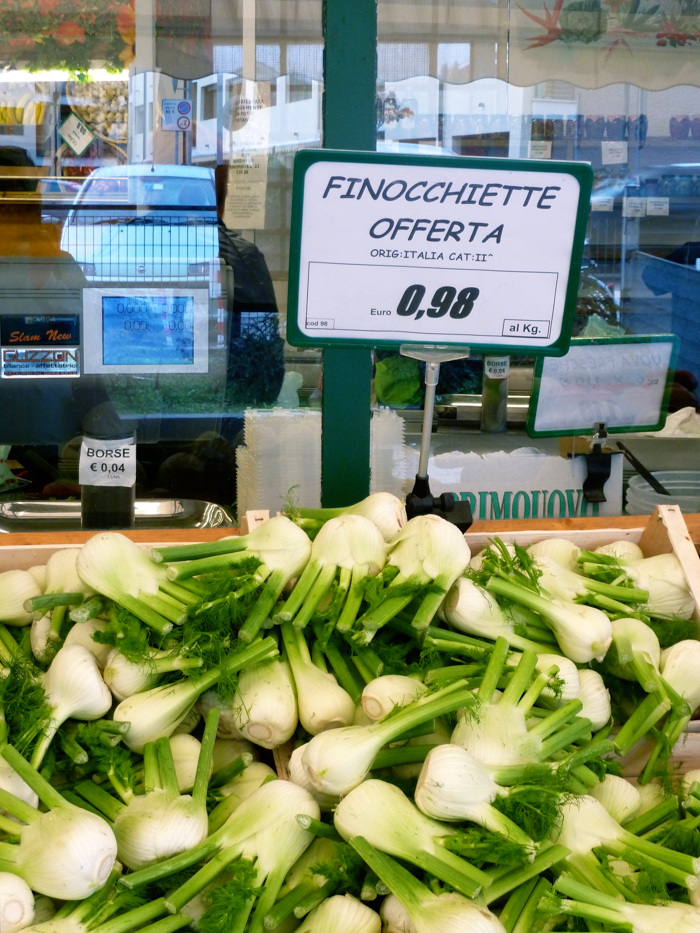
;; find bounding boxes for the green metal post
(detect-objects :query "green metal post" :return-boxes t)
[321,0,377,506]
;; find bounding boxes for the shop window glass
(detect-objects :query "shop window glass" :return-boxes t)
[0,0,323,522]
[376,0,700,516]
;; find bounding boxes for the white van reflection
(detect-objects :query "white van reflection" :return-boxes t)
[60,164,219,282]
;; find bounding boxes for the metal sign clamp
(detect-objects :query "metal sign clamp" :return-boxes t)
[582,421,613,504]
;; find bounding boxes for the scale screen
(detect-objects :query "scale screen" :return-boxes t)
[527,335,679,437]
[83,287,209,374]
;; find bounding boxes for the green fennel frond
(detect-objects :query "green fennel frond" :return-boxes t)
[310,844,366,894]
[75,722,137,796]
[492,786,565,842]
[0,654,52,757]
[647,616,699,650]
[92,608,160,663]
[442,826,530,868]
[197,858,261,933]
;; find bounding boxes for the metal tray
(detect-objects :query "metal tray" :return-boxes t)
[0,499,234,533]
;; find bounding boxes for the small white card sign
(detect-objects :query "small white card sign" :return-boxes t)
[79,436,136,487]
[528,140,552,160]
[623,197,646,218]
[528,336,678,436]
[287,151,592,354]
[591,197,614,212]
[601,141,628,165]
[59,113,94,156]
[646,197,670,216]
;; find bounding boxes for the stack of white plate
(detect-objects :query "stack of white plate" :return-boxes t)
[370,409,406,498]
[625,470,700,515]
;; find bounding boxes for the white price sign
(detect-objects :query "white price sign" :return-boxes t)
[79,437,136,487]
[287,152,592,354]
[528,336,678,436]
[528,140,552,160]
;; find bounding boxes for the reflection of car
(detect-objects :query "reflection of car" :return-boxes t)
[60,165,219,282]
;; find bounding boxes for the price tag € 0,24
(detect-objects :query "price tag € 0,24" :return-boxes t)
[79,437,136,488]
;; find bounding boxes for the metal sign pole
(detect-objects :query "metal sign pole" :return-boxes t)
[400,344,474,528]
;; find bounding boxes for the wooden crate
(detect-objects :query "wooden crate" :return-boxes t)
[1,505,699,776]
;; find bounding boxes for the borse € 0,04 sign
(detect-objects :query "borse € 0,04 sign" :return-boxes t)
[286,150,592,356]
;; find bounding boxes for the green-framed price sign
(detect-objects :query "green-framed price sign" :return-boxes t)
[286,149,592,355]
[527,334,680,437]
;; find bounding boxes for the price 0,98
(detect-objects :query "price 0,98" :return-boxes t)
[397,284,480,321]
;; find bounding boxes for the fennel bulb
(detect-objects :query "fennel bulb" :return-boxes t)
[277,515,386,632]
[32,644,112,768]
[170,733,211,792]
[528,538,582,572]
[76,533,172,635]
[171,705,201,736]
[487,575,612,663]
[595,540,644,562]
[27,565,46,592]
[207,762,275,834]
[113,787,209,870]
[451,641,588,768]
[352,836,506,933]
[281,623,354,735]
[113,636,279,752]
[212,738,256,771]
[152,779,320,925]
[103,647,202,702]
[451,700,530,767]
[555,874,700,933]
[0,745,117,900]
[661,641,700,712]
[361,675,427,722]
[535,653,579,707]
[576,669,611,731]
[335,780,490,899]
[299,682,475,797]
[0,754,38,810]
[214,761,276,807]
[161,516,312,644]
[357,515,470,640]
[292,493,407,544]
[0,871,34,933]
[442,578,545,652]
[414,744,535,848]
[590,774,641,825]
[624,554,695,619]
[0,571,42,626]
[63,617,111,670]
[29,615,52,664]
[381,894,417,933]
[552,794,699,889]
[199,690,242,740]
[288,744,339,812]
[295,895,381,933]
[605,618,661,688]
[227,657,298,749]
[112,712,218,870]
[121,775,318,894]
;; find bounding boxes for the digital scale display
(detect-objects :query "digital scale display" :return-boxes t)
[101,295,195,366]
[83,287,209,374]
